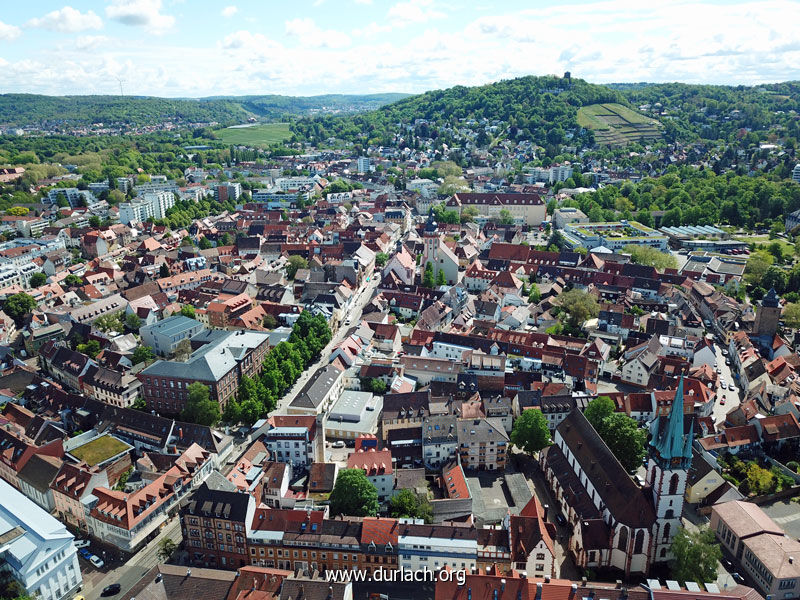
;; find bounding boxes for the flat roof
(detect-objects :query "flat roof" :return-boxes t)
[69,434,131,466]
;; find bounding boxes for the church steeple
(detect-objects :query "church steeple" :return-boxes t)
[650,376,693,470]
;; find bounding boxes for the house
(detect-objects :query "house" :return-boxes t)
[288,364,345,415]
[0,479,83,600]
[684,449,724,504]
[82,364,142,408]
[258,415,325,470]
[382,244,416,286]
[347,448,394,501]
[17,453,63,512]
[51,462,109,531]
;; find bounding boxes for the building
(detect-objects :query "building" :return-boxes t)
[711,500,800,598]
[17,454,63,512]
[287,364,345,415]
[793,163,800,184]
[214,182,242,203]
[421,213,460,286]
[446,193,546,226]
[139,329,271,414]
[347,448,394,501]
[82,364,142,407]
[259,415,324,470]
[552,207,588,229]
[457,418,508,471]
[562,221,669,252]
[397,522,478,572]
[356,157,371,174]
[181,471,255,570]
[0,478,83,600]
[51,462,109,531]
[540,381,691,576]
[140,314,206,357]
[119,191,175,225]
[753,288,781,338]
[325,391,382,440]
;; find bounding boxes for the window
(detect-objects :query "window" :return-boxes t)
[617,527,628,551]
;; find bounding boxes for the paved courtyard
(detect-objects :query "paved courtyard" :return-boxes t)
[760,498,800,540]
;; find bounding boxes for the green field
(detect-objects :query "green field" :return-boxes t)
[217,122,292,146]
[577,103,661,147]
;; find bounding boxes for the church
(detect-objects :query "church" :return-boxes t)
[539,379,692,577]
[421,212,460,285]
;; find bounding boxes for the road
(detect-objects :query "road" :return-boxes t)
[82,517,182,600]
[710,341,740,427]
[275,275,380,414]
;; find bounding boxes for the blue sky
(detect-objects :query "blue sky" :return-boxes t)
[0,0,798,97]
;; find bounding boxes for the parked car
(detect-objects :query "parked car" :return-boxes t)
[79,548,92,559]
[101,583,120,596]
[89,555,105,569]
[74,539,90,549]
[720,398,726,405]
[331,441,345,448]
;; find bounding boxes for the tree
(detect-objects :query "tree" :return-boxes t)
[132,345,154,365]
[159,263,170,278]
[173,338,192,361]
[761,266,788,294]
[744,250,774,285]
[64,274,83,287]
[498,208,515,225]
[328,469,379,517]
[88,215,101,228]
[557,288,599,330]
[510,409,551,455]
[29,272,47,288]
[3,293,36,325]
[375,252,388,267]
[286,255,309,279]
[528,283,541,304]
[783,302,800,328]
[198,236,213,250]
[461,205,479,223]
[423,262,435,288]
[180,304,196,319]
[623,245,678,270]
[388,488,433,523]
[131,396,147,411]
[94,311,125,333]
[157,538,178,562]
[599,413,647,472]
[436,268,447,286]
[263,313,278,329]
[6,206,29,216]
[125,312,142,331]
[670,527,722,585]
[181,382,220,426]
[584,396,615,432]
[219,232,232,246]
[76,340,101,358]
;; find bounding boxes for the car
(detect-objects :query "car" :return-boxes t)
[720,398,726,405]
[79,548,92,559]
[89,555,105,569]
[74,539,90,549]
[331,441,345,448]
[720,382,727,390]
[722,349,729,356]
[716,367,722,373]
[101,583,121,596]
[732,572,745,584]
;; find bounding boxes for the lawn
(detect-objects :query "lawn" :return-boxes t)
[70,435,131,466]
[735,235,795,255]
[217,122,292,146]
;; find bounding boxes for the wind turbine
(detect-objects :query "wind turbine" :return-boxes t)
[116,76,126,97]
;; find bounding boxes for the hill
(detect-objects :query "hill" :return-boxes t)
[290,75,627,150]
[0,93,410,129]
[576,103,661,146]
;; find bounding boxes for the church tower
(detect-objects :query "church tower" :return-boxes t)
[645,377,692,563]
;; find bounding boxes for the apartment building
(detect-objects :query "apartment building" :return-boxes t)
[82,364,142,407]
[140,314,205,357]
[181,472,255,570]
[259,415,324,470]
[50,462,109,531]
[446,192,546,226]
[457,418,509,471]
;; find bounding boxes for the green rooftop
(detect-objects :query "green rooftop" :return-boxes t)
[69,435,131,466]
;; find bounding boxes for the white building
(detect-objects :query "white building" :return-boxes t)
[119,191,175,225]
[0,479,83,600]
[357,157,371,174]
[793,163,800,184]
[397,520,477,572]
[407,178,439,198]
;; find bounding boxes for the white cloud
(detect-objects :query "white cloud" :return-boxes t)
[0,20,21,41]
[75,35,111,50]
[221,5,238,18]
[387,0,445,26]
[285,18,351,49]
[27,7,103,33]
[106,0,174,31]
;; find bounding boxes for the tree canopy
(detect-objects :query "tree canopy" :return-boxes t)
[510,409,551,455]
[328,469,379,517]
[670,526,722,585]
[181,382,221,427]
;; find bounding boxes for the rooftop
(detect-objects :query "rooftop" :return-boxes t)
[68,434,131,466]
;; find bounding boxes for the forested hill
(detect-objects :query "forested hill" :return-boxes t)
[0,93,410,129]
[290,75,625,148]
[289,76,800,149]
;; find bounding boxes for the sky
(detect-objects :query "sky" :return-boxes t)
[0,0,798,97]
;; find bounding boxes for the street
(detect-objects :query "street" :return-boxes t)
[82,517,182,600]
[275,275,380,414]
[710,341,740,427]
